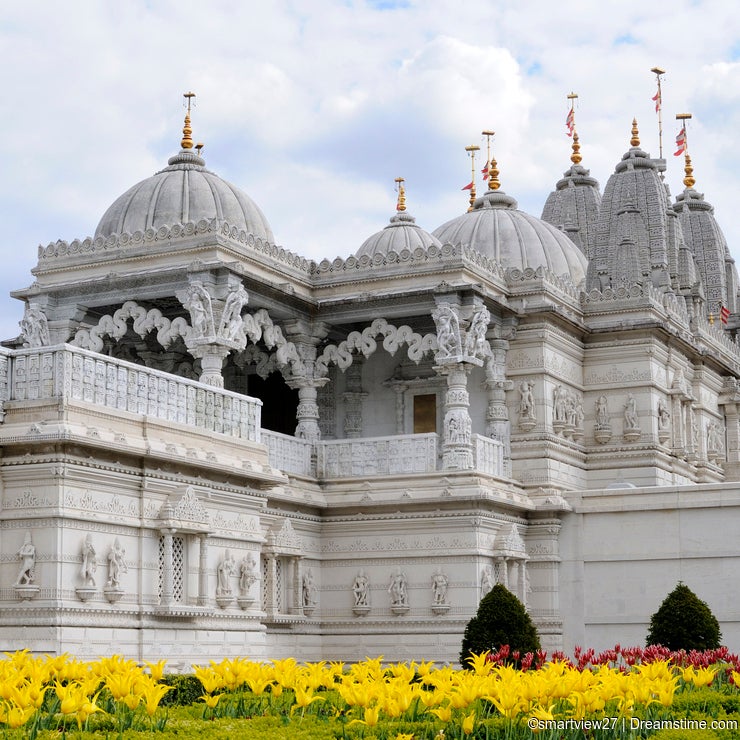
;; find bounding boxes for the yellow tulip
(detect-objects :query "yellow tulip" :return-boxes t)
[428,704,452,722]
[5,704,35,729]
[140,680,172,717]
[462,710,476,736]
[200,693,221,708]
[144,659,167,682]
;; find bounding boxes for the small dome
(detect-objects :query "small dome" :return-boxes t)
[356,211,442,258]
[433,190,588,284]
[95,149,274,242]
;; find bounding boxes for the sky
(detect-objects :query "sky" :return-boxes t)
[1,0,740,340]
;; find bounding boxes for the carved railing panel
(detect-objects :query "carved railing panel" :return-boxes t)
[262,430,314,476]
[6,345,261,442]
[472,434,505,477]
[315,433,438,478]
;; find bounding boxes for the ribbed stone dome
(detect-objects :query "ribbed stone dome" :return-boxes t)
[95,149,274,242]
[356,211,442,257]
[433,190,588,284]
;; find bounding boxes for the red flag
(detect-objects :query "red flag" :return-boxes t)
[565,108,575,137]
[720,306,730,324]
[652,87,661,113]
[461,181,473,191]
[481,161,489,181]
[674,126,686,156]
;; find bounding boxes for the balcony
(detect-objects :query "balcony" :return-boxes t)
[262,430,505,480]
[0,344,262,442]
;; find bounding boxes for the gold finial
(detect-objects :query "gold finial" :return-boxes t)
[488,156,500,191]
[181,91,196,150]
[683,153,696,188]
[395,177,406,212]
[464,145,480,211]
[630,118,640,148]
[570,131,582,165]
[709,312,715,325]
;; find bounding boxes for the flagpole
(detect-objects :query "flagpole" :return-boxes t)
[566,92,578,140]
[676,112,691,155]
[482,130,494,188]
[676,113,694,189]
[651,67,665,161]
[464,145,480,212]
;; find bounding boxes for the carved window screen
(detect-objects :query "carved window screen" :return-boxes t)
[158,535,185,603]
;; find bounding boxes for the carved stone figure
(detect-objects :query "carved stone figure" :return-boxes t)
[15,532,36,586]
[19,304,50,348]
[302,567,316,607]
[216,550,236,597]
[596,395,610,428]
[181,283,213,338]
[518,381,535,420]
[431,569,449,605]
[80,534,97,588]
[388,567,408,607]
[433,304,461,358]
[623,394,639,430]
[219,284,249,342]
[658,399,671,431]
[480,565,494,598]
[107,538,127,589]
[353,569,370,607]
[239,554,257,596]
[464,307,490,358]
[553,385,567,423]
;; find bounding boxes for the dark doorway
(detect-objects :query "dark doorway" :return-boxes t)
[247,372,299,436]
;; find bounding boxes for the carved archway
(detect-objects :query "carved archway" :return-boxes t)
[315,318,438,377]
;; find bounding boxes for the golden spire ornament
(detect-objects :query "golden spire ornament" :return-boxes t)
[630,118,640,148]
[481,130,500,191]
[181,91,196,150]
[571,131,582,165]
[395,177,406,212]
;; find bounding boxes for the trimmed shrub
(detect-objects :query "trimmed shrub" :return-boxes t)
[647,582,722,651]
[460,583,540,667]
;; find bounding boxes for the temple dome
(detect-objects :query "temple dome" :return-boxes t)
[356,211,442,257]
[94,149,274,242]
[433,189,588,284]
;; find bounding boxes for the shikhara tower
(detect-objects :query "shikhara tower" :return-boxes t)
[1,92,739,664]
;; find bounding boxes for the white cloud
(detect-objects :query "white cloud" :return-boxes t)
[1,0,739,340]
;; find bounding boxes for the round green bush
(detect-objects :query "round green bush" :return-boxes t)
[646,582,722,651]
[459,583,540,667]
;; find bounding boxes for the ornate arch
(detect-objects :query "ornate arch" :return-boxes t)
[315,318,438,377]
[71,301,191,353]
[71,302,304,376]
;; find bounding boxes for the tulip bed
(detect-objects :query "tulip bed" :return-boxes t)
[1,646,740,739]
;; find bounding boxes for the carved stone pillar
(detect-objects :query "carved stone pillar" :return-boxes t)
[343,358,367,438]
[160,530,174,608]
[263,554,278,617]
[198,535,209,606]
[719,378,740,478]
[292,556,303,616]
[284,320,330,442]
[484,335,513,476]
[189,345,231,388]
[438,363,473,469]
[432,297,490,471]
